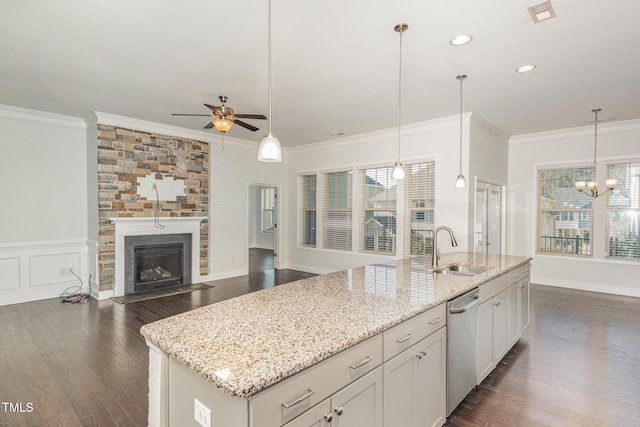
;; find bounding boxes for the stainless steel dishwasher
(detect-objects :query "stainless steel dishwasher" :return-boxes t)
[446,287,480,417]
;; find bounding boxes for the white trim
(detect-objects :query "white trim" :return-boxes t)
[533,277,640,298]
[201,269,249,282]
[510,118,640,145]
[94,111,260,150]
[288,114,465,155]
[110,217,206,297]
[0,103,87,128]
[95,289,115,301]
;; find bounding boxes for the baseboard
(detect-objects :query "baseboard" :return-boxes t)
[283,263,335,275]
[201,269,249,282]
[532,276,640,298]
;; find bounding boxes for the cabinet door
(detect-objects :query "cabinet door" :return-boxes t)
[492,289,509,362]
[477,300,494,384]
[508,283,521,348]
[520,276,530,333]
[416,327,446,427]
[332,366,383,427]
[283,399,331,427]
[383,342,418,427]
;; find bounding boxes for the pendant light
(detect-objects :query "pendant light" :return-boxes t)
[454,74,467,188]
[391,23,408,181]
[257,0,282,162]
[574,108,617,198]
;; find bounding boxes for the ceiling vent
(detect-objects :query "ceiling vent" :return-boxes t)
[528,1,557,24]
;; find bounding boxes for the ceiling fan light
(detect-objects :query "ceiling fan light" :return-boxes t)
[213,118,233,133]
[258,132,282,162]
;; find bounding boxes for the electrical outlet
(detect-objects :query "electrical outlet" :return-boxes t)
[194,398,211,427]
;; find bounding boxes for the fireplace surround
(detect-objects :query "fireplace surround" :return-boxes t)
[111,217,205,297]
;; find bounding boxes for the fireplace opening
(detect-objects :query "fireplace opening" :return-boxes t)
[124,233,192,295]
[134,243,184,292]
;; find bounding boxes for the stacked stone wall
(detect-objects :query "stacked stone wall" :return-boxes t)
[97,124,209,291]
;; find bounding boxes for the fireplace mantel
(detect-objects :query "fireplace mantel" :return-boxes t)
[111,217,206,297]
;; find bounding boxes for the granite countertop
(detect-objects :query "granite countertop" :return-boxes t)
[140,252,531,398]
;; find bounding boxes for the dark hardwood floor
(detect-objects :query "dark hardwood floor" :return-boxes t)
[1,252,638,426]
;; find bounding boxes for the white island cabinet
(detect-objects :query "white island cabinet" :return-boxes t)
[141,253,532,427]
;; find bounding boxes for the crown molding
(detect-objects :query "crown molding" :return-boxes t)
[0,104,87,128]
[509,117,640,145]
[94,111,260,150]
[288,113,467,155]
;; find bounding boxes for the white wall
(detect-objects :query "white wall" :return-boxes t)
[0,105,89,305]
[282,114,484,274]
[508,118,640,297]
[209,141,285,279]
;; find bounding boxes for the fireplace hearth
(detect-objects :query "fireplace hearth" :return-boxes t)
[124,233,192,295]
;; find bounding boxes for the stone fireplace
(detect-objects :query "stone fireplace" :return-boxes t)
[97,124,209,296]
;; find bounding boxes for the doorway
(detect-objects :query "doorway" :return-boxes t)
[475,180,504,255]
[248,184,279,272]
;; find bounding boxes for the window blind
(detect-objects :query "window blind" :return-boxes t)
[360,166,397,254]
[322,170,353,251]
[606,162,640,260]
[404,162,436,256]
[298,174,317,247]
[536,166,593,256]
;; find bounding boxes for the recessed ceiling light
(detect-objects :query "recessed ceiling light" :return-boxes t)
[450,34,473,46]
[528,1,557,24]
[516,64,537,73]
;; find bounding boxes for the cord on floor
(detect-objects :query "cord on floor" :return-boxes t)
[59,270,90,304]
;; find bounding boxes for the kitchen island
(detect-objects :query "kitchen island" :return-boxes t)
[141,252,531,427]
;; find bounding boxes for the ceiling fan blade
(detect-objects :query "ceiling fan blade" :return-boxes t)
[233,119,260,132]
[204,103,218,112]
[203,122,215,129]
[234,114,267,120]
[172,113,212,117]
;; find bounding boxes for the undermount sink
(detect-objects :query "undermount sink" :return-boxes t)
[434,264,492,276]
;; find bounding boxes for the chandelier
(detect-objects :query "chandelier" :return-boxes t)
[574,108,617,198]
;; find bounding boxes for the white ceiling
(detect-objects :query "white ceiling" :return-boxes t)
[2,0,639,147]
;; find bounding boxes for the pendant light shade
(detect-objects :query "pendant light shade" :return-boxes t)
[392,23,408,180]
[258,0,282,162]
[455,74,467,189]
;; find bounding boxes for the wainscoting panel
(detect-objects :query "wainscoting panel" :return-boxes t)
[0,257,20,290]
[0,240,89,306]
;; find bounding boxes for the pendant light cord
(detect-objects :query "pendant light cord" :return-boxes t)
[397,25,404,162]
[459,76,463,175]
[593,108,599,183]
[268,0,273,134]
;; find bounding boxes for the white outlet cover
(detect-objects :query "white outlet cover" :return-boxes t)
[194,398,211,427]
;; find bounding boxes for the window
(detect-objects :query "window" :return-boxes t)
[322,170,353,251]
[405,162,435,256]
[607,162,640,260]
[298,174,317,247]
[536,166,593,256]
[261,187,275,233]
[360,166,397,254]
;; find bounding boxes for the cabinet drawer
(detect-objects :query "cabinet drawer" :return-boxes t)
[509,263,531,284]
[478,273,509,303]
[250,334,382,427]
[382,303,446,362]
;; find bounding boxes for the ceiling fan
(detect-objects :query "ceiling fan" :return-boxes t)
[172,95,267,138]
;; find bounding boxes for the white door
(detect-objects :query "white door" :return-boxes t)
[475,181,503,255]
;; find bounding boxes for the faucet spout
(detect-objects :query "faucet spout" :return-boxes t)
[432,226,458,271]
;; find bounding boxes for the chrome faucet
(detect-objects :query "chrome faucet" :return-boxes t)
[432,226,458,271]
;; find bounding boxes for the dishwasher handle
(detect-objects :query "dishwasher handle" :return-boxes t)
[449,295,479,314]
